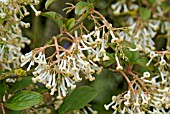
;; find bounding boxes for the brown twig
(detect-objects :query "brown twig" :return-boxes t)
[119,70,135,95]
[1,103,6,114]
[127,71,148,91]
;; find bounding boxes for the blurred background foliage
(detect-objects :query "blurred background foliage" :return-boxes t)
[20,0,167,113]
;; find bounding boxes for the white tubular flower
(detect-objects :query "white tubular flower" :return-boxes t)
[124,100,130,106]
[146,51,158,66]
[93,47,100,62]
[30,5,41,16]
[56,86,63,99]
[73,72,82,82]
[115,56,123,71]
[46,74,53,89]
[152,100,162,108]
[111,2,120,10]
[64,77,76,90]
[143,71,150,78]
[20,21,30,28]
[124,91,131,100]
[26,60,34,71]
[100,39,106,53]
[110,30,118,43]
[34,0,40,5]
[103,53,110,61]
[159,56,166,66]
[113,5,122,15]
[0,13,6,19]
[123,4,129,13]
[104,101,115,110]
[95,29,102,44]
[133,94,140,107]
[50,83,57,95]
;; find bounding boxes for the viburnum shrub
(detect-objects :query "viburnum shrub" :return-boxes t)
[0,0,170,113]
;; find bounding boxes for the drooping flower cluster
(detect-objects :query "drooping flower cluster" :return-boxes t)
[111,0,170,50]
[20,22,129,99]
[104,67,170,113]
[0,0,41,70]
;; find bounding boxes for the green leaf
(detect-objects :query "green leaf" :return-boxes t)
[139,7,151,20]
[41,11,56,20]
[5,91,43,110]
[0,80,5,99]
[45,0,56,9]
[41,12,64,31]
[10,77,33,93]
[66,18,75,30]
[135,57,153,71]
[55,13,64,31]
[161,2,170,13]
[75,1,88,15]
[123,48,139,64]
[58,86,97,114]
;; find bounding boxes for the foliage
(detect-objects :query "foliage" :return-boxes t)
[0,0,170,114]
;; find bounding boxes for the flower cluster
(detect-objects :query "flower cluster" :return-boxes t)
[104,67,170,113]
[20,21,131,99]
[111,0,138,15]
[111,0,170,50]
[0,0,41,70]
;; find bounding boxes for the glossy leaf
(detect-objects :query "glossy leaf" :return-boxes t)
[123,48,139,64]
[5,91,43,110]
[66,18,75,30]
[75,1,88,15]
[41,11,56,20]
[55,13,64,31]
[41,12,63,31]
[58,86,97,114]
[10,77,33,93]
[139,7,151,20]
[45,0,55,9]
[135,57,154,71]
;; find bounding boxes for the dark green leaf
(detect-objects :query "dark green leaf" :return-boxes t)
[45,0,56,9]
[41,11,56,20]
[10,77,33,93]
[75,1,88,15]
[5,91,43,110]
[55,13,64,31]
[0,80,5,99]
[59,86,97,114]
[123,48,139,64]
[66,18,75,30]
[41,12,64,31]
[135,57,153,71]
[139,7,151,20]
